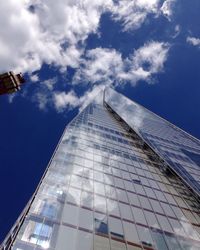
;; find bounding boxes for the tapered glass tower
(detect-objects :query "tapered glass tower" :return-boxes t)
[1,88,200,250]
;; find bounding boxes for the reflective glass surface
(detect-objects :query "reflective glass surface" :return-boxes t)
[2,90,200,250]
[105,88,200,197]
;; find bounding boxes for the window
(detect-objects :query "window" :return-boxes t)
[150,199,163,214]
[79,208,93,231]
[109,217,124,240]
[21,221,52,249]
[119,203,133,221]
[156,215,173,233]
[105,185,116,199]
[116,189,128,203]
[81,191,93,209]
[139,196,152,210]
[161,203,175,217]
[94,182,105,196]
[137,225,154,248]
[127,192,140,206]
[95,218,108,235]
[40,201,58,219]
[131,207,147,225]
[151,230,168,250]
[144,211,160,229]
[62,204,79,226]
[165,235,182,250]
[133,183,145,195]
[94,195,106,213]
[181,149,200,166]
[76,230,93,250]
[123,221,139,243]
[107,199,120,217]
[144,187,156,198]
[95,213,108,236]
[68,187,81,204]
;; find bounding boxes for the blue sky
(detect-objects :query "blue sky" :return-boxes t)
[0,0,200,241]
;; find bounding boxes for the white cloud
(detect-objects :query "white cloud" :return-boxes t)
[33,92,49,110]
[54,90,80,111]
[111,0,160,31]
[30,77,58,110]
[74,41,169,86]
[161,0,176,21]
[78,84,107,110]
[0,0,172,74]
[42,77,58,90]
[172,25,181,38]
[30,74,39,82]
[73,48,124,85]
[1,1,172,113]
[187,36,200,48]
[44,40,169,112]
[0,0,112,73]
[54,84,106,112]
[130,41,169,76]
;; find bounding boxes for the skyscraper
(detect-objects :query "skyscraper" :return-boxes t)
[1,88,200,250]
[0,72,25,95]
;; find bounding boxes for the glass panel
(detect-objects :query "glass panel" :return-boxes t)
[20,220,52,249]
[94,235,110,250]
[151,229,168,250]
[81,191,93,209]
[62,204,79,226]
[76,230,93,250]
[127,192,140,206]
[55,226,76,250]
[165,235,182,250]
[144,210,160,229]
[119,203,133,221]
[110,239,126,250]
[123,221,140,244]
[105,87,200,196]
[136,225,154,248]
[131,207,147,225]
[156,215,173,233]
[109,217,124,240]
[79,208,93,230]
[107,199,120,217]
[94,214,108,236]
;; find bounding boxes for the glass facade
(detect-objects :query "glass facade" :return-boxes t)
[1,89,200,250]
[105,88,200,197]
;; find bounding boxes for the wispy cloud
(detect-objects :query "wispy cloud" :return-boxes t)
[172,25,181,38]
[161,0,176,21]
[0,0,112,73]
[73,48,124,85]
[111,0,160,31]
[50,41,169,112]
[30,77,58,111]
[54,90,80,111]
[74,41,170,86]
[186,36,200,48]
[43,77,58,91]
[30,74,39,83]
[54,84,106,112]
[1,1,171,113]
[0,0,172,74]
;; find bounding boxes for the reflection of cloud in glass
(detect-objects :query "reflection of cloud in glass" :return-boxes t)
[105,87,200,197]
[105,87,146,133]
[21,221,52,249]
[180,221,200,241]
[61,121,121,214]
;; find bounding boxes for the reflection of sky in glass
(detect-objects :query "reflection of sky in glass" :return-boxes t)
[5,90,200,250]
[105,88,200,197]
